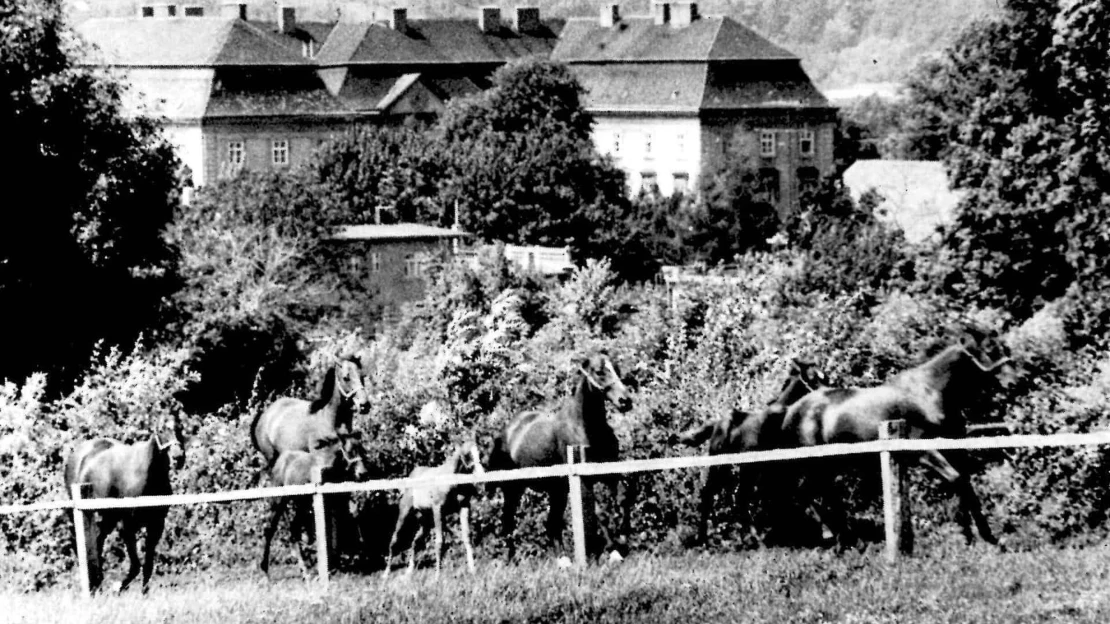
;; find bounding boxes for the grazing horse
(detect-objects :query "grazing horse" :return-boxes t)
[675,359,827,544]
[251,356,369,467]
[488,350,634,563]
[385,436,485,576]
[780,340,1013,547]
[62,421,187,593]
[259,431,371,580]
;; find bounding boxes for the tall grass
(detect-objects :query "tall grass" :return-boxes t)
[6,547,1110,623]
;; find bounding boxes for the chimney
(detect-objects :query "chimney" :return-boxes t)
[513,7,540,33]
[671,2,698,27]
[599,4,619,27]
[139,5,155,17]
[278,6,296,34]
[183,5,205,16]
[220,2,248,19]
[653,1,670,25]
[479,6,501,32]
[390,7,408,33]
[157,3,178,17]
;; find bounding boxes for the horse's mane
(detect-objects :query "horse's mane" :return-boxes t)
[310,366,338,413]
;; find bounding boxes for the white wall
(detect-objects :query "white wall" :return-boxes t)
[162,125,206,188]
[593,116,702,196]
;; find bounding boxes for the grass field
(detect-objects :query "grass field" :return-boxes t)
[6,545,1110,623]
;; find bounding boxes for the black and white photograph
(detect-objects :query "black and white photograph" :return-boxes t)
[2,0,1109,621]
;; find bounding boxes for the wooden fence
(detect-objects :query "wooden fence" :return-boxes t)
[4,426,1110,594]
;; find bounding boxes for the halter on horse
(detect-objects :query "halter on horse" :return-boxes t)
[62,418,187,593]
[487,350,634,563]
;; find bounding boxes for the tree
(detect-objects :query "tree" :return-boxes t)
[436,58,630,260]
[0,0,183,388]
[688,157,781,265]
[899,0,1110,324]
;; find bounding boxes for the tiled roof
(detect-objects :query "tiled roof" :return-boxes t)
[205,67,352,117]
[702,62,831,109]
[843,160,962,244]
[315,22,371,66]
[116,67,214,120]
[571,63,707,111]
[553,16,795,63]
[339,20,561,66]
[76,17,312,66]
[331,224,471,241]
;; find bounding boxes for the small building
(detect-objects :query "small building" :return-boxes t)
[328,223,470,321]
[842,160,962,244]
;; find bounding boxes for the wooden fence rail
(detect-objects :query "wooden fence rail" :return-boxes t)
[4,429,1110,593]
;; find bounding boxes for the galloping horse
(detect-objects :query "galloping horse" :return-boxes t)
[251,356,370,466]
[675,359,827,544]
[488,351,634,563]
[779,337,1013,546]
[260,431,370,580]
[385,436,485,576]
[62,420,187,593]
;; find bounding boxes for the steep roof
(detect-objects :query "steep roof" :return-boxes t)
[553,16,795,63]
[76,17,312,67]
[571,63,707,112]
[336,19,561,66]
[702,61,831,109]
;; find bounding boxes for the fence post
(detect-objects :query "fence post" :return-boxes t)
[70,483,93,597]
[311,466,330,587]
[566,445,588,568]
[879,420,913,561]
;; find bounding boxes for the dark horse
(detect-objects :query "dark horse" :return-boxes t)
[488,351,634,563]
[260,431,371,580]
[674,359,827,545]
[251,356,370,466]
[62,420,187,593]
[779,337,1013,547]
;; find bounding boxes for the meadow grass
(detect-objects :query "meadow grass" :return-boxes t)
[5,545,1110,623]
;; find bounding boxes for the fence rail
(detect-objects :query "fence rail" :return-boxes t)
[6,428,1110,594]
[5,430,1110,515]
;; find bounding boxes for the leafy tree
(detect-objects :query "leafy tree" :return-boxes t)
[436,57,630,260]
[0,0,183,388]
[904,0,1110,323]
[688,158,780,265]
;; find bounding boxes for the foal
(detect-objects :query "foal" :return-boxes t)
[385,437,485,576]
[260,432,370,580]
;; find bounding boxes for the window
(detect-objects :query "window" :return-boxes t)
[227,141,244,168]
[403,254,421,278]
[272,139,289,166]
[799,129,815,157]
[370,252,382,274]
[640,172,658,194]
[673,173,689,195]
[183,6,204,16]
[166,4,176,16]
[141,6,155,16]
[759,131,776,158]
[612,132,622,154]
[302,40,315,59]
[798,166,820,196]
[676,133,686,154]
[757,168,781,204]
[644,133,653,157]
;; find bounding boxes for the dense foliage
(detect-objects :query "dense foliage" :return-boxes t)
[1,0,183,389]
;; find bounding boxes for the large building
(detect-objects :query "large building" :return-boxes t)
[76,2,834,214]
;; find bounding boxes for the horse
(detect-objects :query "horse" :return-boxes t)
[487,350,634,564]
[674,358,827,545]
[62,421,187,593]
[384,436,485,577]
[251,356,370,467]
[259,431,371,580]
[778,338,1013,548]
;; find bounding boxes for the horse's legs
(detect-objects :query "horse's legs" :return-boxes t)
[117,520,141,592]
[918,450,997,545]
[458,506,476,573]
[546,485,569,557]
[385,497,416,577]
[140,514,165,594]
[697,467,726,545]
[499,485,523,562]
[614,473,636,555]
[291,504,314,581]
[91,514,118,593]
[407,518,428,576]
[260,497,289,576]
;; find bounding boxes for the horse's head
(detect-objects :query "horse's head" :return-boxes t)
[336,357,371,414]
[151,433,186,471]
[315,430,371,482]
[454,436,486,476]
[771,358,827,408]
[579,351,633,413]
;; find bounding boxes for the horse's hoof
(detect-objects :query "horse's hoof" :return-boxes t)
[556,556,573,569]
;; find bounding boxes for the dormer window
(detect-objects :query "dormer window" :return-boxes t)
[301,40,315,59]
